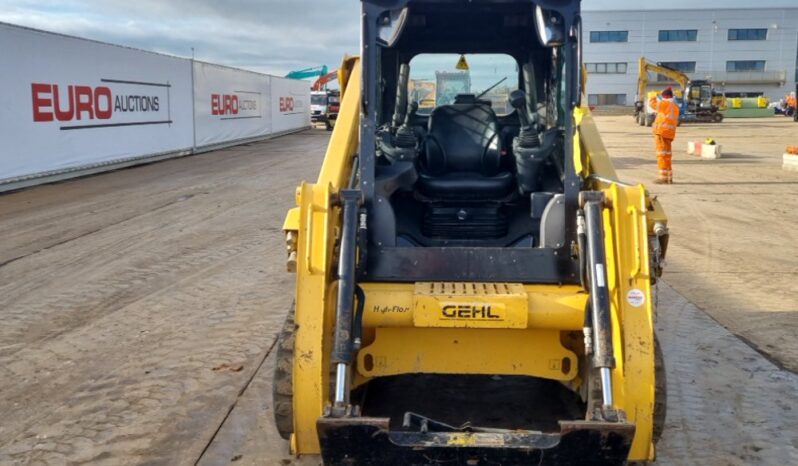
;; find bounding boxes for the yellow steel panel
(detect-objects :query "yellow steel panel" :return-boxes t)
[282,206,299,231]
[526,287,586,330]
[577,106,659,461]
[359,283,415,327]
[447,433,506,447]
[413,282,528,329]
[576,107,619,180]
[448,433,477,446]
[290,58,361,455]
[573,108,585,175]
[317,59,361,190]
[356,328,577,381]
[291,183,329,454]
[360,283,585,331]
[601,183,656,462]
[337,55,358,99]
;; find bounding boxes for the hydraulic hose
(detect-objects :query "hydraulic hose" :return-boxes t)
[581,191,616,409]
[331,190,361,408]
[577,210,588,290]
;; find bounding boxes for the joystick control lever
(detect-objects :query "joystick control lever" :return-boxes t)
[394,101,419,149]
[404,101,418,126]
[509,89,540,148]
[509,89,532,129]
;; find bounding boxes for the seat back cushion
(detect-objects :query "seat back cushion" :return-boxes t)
[424,103,501,176]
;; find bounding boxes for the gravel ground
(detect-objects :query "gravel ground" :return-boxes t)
[597,115,798,373]
[0,117,796,465]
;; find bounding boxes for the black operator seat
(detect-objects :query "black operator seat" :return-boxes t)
[417,94,514,200]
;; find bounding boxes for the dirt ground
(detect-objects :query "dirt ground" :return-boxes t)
[0,118,797,465]
[596,115,798,374]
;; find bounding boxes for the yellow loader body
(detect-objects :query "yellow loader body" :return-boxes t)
[282,58,666,463]
[277,2,668,464]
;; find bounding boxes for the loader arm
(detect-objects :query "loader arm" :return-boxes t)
[281,55,361,454]
[575,105,669,276]
[573,105,668,460]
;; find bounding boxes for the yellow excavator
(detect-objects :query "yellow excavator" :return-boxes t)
[276,1,669,464]
[635,56,724,126]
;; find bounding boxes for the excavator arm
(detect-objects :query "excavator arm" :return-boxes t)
[285,65,329,80]
[637,56,689,101]
[311,70,339,91]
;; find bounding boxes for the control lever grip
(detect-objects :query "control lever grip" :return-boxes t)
[509,89,532,129]
[405,101,419,126]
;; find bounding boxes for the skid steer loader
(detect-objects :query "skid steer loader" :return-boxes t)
[276,1,669,464]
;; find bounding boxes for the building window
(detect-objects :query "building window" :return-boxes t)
[660,62,697,73]
[726,60,766,72]
[585,62,628,74]
[656,61,696,81]
[588,94,627,106]
[728,28,767,41]
[659,30,698,42]
[589,31,629,43]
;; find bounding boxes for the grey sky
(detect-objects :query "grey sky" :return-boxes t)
[1,0,796,76]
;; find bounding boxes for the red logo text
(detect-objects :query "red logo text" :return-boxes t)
[279,96,294,112]
[31,83,113,122]
[211,94,239,115]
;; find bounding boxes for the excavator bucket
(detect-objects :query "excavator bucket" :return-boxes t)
[317,417,635,465]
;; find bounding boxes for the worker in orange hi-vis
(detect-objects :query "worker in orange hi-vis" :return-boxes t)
[648,87,680,184]
[786,92,797,117]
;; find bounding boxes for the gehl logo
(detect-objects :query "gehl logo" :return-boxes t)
[441,304,500,319]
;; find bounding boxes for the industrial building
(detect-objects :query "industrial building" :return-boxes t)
[582,6,798,106]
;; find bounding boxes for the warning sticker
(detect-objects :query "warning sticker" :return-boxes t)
[455,55,470,70]
[626,288,645,308]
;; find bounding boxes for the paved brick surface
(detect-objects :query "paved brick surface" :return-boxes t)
[0,131,325,465]
[655,282,798,465]
[1,117,797,465]
[597,116,798,373]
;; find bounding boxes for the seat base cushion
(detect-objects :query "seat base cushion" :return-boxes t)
[417,171,514,200]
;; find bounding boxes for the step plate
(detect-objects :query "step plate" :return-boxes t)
[413,282,528,329]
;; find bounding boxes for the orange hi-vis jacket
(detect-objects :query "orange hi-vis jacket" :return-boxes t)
[649,96,680,140]
[787,95,797,108]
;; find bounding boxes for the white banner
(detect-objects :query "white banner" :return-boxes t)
[0,23,194,182]
[0,23,311,187]
[193,62,272,148]
[271,77,311,135]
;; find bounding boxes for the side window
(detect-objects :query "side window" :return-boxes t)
[409,54,519,115]
[590,31,629,43]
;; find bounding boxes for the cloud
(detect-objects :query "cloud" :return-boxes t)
[582,0,797,9]
[0,0,361,75]
[2,0,796,75]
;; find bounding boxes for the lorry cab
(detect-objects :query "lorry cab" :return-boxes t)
[310,91,329,124]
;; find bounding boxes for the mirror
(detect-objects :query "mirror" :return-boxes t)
[377,7,409,47]
[535,5,564,46]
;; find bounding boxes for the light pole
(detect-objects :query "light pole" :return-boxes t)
[709,19,717,78]
[190,46,196,153]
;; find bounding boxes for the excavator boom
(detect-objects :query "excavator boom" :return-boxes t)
[635,56,723,125]
[312,70,339,91]
[637,57,689,100]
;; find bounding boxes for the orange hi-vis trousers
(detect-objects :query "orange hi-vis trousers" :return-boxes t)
[654,135,673,181]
